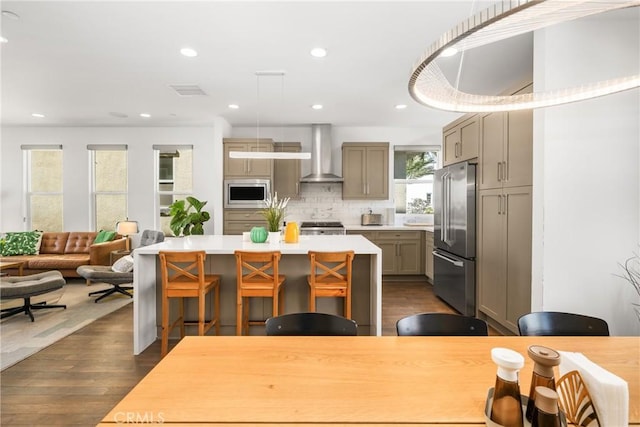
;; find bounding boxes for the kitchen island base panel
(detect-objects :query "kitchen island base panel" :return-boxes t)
[133,235,382,354]
[152,254,372,337]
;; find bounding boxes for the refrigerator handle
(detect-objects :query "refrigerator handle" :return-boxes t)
[444,173,452,244]
[440,171,448,243]
[433,250,464,267]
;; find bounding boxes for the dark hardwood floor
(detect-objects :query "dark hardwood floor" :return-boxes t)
[0,279,480,426]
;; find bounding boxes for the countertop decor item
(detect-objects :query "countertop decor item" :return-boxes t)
[168,196,210,236]
[250,226,268,243]
[260,192,290,233]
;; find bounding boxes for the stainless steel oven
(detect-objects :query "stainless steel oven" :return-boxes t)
[299,221,346,235]
[224,179,270,209]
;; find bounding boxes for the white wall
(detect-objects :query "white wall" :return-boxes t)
[532,8,640,335]
[0,126,223,235]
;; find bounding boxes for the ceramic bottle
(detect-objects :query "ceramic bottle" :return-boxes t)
[284,221,299,243]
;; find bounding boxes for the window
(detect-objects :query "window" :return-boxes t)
[23,145,64,231]
[153,145,193,236]
[88,145,128,231]
[394,146,440,217]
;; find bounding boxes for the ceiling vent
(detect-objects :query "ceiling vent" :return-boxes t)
[169,85,207,97]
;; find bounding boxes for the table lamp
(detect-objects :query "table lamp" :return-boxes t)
[116,219,139,251]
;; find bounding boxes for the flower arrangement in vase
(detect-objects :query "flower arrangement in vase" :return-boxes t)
[260,192,290,242]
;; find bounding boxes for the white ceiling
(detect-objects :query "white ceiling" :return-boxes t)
[0,1,534,129]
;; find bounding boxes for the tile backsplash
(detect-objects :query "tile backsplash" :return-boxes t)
[283,183,394,225]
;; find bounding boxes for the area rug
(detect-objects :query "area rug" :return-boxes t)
[0,279,133,371]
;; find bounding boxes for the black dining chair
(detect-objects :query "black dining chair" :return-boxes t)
[265,312,358,336]
[396,312,489,336]
[517,311,610,336]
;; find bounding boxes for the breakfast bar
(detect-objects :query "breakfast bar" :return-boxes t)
[132,234,382,354]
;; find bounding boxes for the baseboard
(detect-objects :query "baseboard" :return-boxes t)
[382,275,429,283]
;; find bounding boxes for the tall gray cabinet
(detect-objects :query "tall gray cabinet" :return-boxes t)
[477,82,533,334]
[441,82,533,334]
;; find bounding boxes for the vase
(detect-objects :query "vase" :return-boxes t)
[268,231,281,244]
[250,227,268,243]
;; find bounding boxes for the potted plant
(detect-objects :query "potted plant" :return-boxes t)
[260,192,289,243]
[617,251,640,323]
[168,196,210,236]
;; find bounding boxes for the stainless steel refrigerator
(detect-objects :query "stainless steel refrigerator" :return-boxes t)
[433,162,476,316]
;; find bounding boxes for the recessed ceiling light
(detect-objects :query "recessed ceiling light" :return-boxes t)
[228,104,239,109]
[31,113,45,118]
[439,47,458,57]
[0,36,7,43]
[1,10,20,20]
[311,104,323,110]
[310,47,327,58]
[180,47,198,57]
[395,104,408,110]
[140,113,151,118]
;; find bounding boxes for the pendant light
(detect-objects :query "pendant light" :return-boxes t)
[409,0,640,112]
[229,71,311,160]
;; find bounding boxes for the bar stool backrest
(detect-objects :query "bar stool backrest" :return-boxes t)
[517,311,609,336]
[396,312,489,336]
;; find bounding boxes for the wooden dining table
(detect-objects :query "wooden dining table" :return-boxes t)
[99,336,639,426]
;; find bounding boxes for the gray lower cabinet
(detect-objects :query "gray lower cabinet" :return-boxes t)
[349,230,424,275]
[223,210,266,235]
[477,186,532,334]
[425,231,434,281]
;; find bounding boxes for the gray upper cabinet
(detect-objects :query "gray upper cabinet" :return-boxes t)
[342,142,389,200]
[223,138,273,179]
[442,115,479,166]
[273,142,301,199]
[478,83,533,190]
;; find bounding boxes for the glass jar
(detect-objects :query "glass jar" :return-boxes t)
[531,386,561,427]
[490,347,525,427]
[526,345,561,421]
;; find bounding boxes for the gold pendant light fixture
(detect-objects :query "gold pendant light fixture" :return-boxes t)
[409,0,640,112]
[229,71,311,160]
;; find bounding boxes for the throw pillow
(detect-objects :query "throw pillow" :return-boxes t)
[0,231,43,256]
[94,230,117,243]
[111,255,134,273]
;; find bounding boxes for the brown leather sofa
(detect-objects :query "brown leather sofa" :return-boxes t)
[0,232,126,277]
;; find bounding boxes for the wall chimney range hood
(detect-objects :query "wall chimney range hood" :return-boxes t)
[300,124,343,183]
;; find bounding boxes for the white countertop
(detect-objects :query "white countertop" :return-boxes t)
[345,224,434,232]
[135,234,381,255]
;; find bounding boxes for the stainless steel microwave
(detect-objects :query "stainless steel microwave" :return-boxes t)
[224,179,270,209]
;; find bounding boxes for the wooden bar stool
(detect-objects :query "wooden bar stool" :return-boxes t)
[159,250,220,357]
[307,250,355,319]
[234,250,285,336]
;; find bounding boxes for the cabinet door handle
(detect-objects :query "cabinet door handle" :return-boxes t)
[503,161,508,182]
[497,162,502,182]
[504,194,508,215]
[247,159,251,173]
[498,195,502,215]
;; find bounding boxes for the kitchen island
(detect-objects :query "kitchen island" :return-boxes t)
[132,234,382,354]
